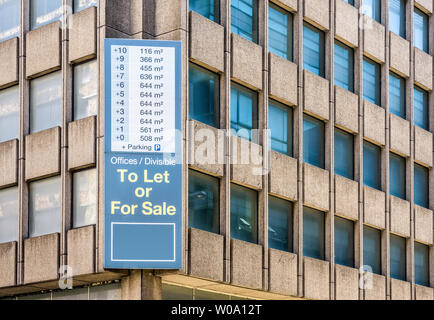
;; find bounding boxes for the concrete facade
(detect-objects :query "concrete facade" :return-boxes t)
[0,0,433,301]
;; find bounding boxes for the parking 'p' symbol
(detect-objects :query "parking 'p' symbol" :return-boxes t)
[154,144,161,151]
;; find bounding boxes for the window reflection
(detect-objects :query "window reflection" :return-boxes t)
[0,187,19,243]
[74,60,98,121]
[30,71,62,133]
[0,86,19,142]
[31,0,62,30]
[0,0,20,41]
[29,176,61,237]
[73,169,97,228]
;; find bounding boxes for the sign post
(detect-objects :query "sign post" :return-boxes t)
[104,39,182,269]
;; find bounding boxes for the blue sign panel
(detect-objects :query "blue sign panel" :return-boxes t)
[104,38,182,269]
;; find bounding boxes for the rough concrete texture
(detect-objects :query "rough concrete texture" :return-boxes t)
[0,242,16,288]
[303,257,330,300]
[24,233,59,284]
[335,264,359,300]
[231,33,263,90]
[141,272,162,300]
[25,127,61,181]
[188,120,224,177]
[364,273,386,300]
[335,174,359,220]
[269,53,298,106]
[230,136,263,190]
[143,0,187,36]
[268,249,297,296]
[389,113,410,156]
[231,239,262,290]
[0,37,18,88]
[334,0,358,47]
[67,226,95,277]
[26,22,61,78]
[415,0,433,12]
[389,32,410,77]
[414,47,433,90]
[105,0,144,35]
[390,278,411,300]
[121,270,142,300]
[414,205,433,245]
[68,116,96,170]
[189,228,224,282]
[364,100,385,146]
[334,85,359,133]
[304,70,330,120]
[362,16,385,63]
[69,7,97,63]
[364,186,386,229]
[415,284,434,300]
[414,126,433,167]
[276,0,297,11]
[189,11,224,72]
[390,196,410,237]
[304,0,329,30]
[269,151,298,201]
[0,139,18,188]
[303,163,329,211]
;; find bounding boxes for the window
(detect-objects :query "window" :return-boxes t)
[189,64,219,128]
[74,0,97,13]
[30,71,62,133]
[363,226,381,275]
[414,164,429,208]
[303,115,325,169]
[31,0,63,30]
[389,0,406,38]
[0,86,19,143]
[231,0,258,43]
[390,234,406,281]
[414,242,429,286]
[363,57,381,106]
[188,170,219,234]
[335,217,354,267]
[17,283,121,300]
[230,83,257,141]
[189,0,218,22]
[72,169,97,228]
[0,0,20,41]
[303,22,325,77]
[362,0,381,23]
[74,60,98,121]
[344,0,354,5]
[334,128,354,180]
[268,196,293,252]
[303,207,325,260]
[162,283,251,300]
[29,176,61,237]
[268,4,292,61]
[0,187,18,243]
[230,183,257,244]
[363,141,381,190]
[389,72,405,118]
[268,100,292,156]
[334,40,354,92]
[414,7,429,53]
[389,153,406,199]
[414,86,428,130]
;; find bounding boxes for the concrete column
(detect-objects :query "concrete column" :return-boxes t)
[295,0,304,298]
[17,0,30,286]
[121,271,162,300]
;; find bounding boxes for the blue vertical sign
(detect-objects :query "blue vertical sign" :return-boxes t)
[104,39,182,269]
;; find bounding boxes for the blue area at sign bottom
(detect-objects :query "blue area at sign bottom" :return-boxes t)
[112,223,176,261]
